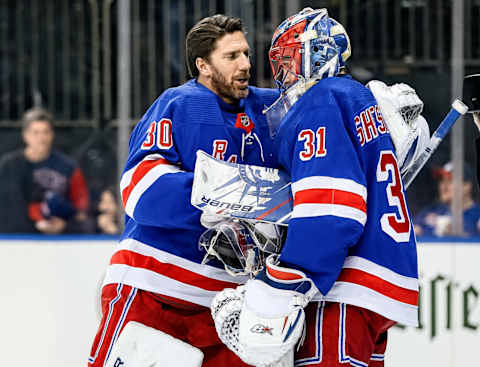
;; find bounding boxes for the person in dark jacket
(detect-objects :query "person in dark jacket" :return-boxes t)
[0,107,91,234]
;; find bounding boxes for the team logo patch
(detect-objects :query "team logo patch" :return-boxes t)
[235,112,255,134]
[250,323,274,335]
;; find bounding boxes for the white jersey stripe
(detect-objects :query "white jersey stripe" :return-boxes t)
[292,203,367,225]
[343,256,418,291]
[316,282,418,326]
[104,264,228,308]
[124,161,183,218]
[292,176,367,200]
[119,153,165,192]
[116,238,246,283]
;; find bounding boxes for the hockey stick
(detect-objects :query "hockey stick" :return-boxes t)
[191,100,467,224]
[402,99,468,189]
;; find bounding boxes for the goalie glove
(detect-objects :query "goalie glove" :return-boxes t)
[367,80,429,173]
[211,255,319,367]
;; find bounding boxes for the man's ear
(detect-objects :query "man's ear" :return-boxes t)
[196,57,211,78]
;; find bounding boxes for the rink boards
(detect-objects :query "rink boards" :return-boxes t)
[0,236,478,367]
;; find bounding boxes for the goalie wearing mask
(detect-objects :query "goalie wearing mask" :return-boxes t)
[211,8,422,367]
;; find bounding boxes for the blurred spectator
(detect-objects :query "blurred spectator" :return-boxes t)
[0,107,93,234]
[95,187,120,235]
[413,162,480,237]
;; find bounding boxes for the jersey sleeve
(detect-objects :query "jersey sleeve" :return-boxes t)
[278,99,368,295]
[119,93,201,230]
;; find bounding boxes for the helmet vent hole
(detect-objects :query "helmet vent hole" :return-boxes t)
[313,46,319,52]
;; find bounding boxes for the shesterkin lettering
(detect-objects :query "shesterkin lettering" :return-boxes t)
[354,104,388,146]
[200,196,253,212]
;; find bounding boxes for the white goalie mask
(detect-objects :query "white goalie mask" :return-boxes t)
[198,220,284,277]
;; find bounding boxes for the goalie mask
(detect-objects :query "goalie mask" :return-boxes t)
[265,8,351,136]
[199,221,263,277]
[268,7,351,91]
[198,220,284,277]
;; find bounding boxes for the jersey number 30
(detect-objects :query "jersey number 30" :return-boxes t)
[377,151,411,242]
[141,119,173,150]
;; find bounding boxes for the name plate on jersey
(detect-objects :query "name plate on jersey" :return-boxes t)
[191,150,292,225]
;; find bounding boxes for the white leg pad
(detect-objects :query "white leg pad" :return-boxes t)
[105,321,204,367]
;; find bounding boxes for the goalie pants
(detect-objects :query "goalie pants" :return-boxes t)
[87,283,251,367]
[295,301,395,366]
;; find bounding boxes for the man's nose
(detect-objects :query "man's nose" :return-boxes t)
[238,53,251,71]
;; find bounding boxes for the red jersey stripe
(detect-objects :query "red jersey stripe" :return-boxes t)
[110,249,239,292]
[337,268,418,306]
[294,188,367,213]
[267,265,303,281]
[121,158,170,208]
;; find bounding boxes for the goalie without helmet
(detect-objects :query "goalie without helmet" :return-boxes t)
[211,7,420,367]
[87,13,281,367]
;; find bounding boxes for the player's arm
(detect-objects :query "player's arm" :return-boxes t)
[120,96,200,230]
[276,101,367,296]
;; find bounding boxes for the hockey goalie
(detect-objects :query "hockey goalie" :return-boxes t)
[201,7,429,367]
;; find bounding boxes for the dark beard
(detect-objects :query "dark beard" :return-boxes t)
[210,66,249,104]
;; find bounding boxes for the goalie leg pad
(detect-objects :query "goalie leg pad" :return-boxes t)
[105,321,204,367]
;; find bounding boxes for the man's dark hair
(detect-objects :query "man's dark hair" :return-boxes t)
[185,14,244,78]
[21,107,54,131]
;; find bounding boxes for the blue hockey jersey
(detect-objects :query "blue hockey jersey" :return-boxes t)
[104,79,279,307]
[275,76,419,326]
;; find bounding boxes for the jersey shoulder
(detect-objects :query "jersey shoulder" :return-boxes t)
[246,86,280,109]
[157,79,216,107]
[145,79,223,127]
[313,76,376,111]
